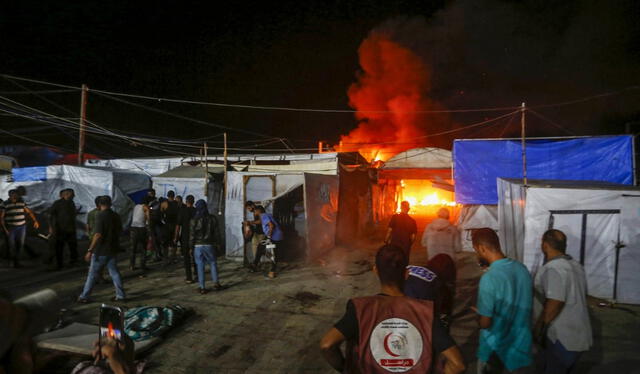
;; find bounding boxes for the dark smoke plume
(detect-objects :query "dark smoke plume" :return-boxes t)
[342,0,640,151]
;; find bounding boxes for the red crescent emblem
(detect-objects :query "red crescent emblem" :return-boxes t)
[383,333,400,357]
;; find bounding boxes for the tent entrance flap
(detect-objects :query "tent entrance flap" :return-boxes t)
[304,173,338,260]
[243,175,276,263]
[548,209,621,301]
[265,184,305,262]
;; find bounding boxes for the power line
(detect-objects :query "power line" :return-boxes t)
[0,74,80,90]
[0,94,529,152]
[530,86,640,109]
[0,100,202,157]
[0,89,76,95]
[92,90,276,139]
[2,76,80,143]
[89,88,520,114]
[527,109,575,136]
[10,73,637,115]
[0,126,75,152]
[0,95,308,152]
[337,110,521,146]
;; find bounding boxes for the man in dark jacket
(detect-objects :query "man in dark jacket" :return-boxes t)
[175,195,197,283]
[78,196,125,303]
[189,200,220,294]
[162,190,180,265]
[385,201,417,260]
[49,188,78,269]
[148,195,163,262]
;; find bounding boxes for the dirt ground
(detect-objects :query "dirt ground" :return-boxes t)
[2,235,640,373]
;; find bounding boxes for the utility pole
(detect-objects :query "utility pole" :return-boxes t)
[204,142,208,196]
[77,84,88,165]
[223,133,228,203]
[521,102,527,185]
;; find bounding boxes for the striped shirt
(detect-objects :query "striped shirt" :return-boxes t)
[1,199,27,226]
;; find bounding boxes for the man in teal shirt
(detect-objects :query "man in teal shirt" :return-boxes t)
[471,228,533,373]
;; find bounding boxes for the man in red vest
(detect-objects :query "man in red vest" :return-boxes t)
[320,245,465,374]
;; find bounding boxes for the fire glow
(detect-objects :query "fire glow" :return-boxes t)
[337,28,450,162]
[398,180,456,214]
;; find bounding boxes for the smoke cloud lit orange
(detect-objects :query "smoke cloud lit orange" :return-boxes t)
[339,31,448,162]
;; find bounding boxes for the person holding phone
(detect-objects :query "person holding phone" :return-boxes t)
[84,336,135,374]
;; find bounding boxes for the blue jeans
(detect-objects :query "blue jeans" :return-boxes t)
[194,244,218,289]
[7,225,26,261]
[80,254,125,300]
[543,338,581,374]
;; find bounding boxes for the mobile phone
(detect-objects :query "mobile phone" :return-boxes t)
[98,304,124,359]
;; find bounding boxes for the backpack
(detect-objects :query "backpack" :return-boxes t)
[124,305,187,341]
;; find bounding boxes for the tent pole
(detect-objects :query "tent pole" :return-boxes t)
[204,142,208,197]
[521,102,527,185]
[223,133,228,208]
[77,84,88,166]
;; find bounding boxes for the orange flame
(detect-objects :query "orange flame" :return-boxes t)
[398,180,457,214]
[338,31,450,162]
[107,322,115,338]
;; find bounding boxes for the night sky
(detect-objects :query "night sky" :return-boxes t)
[1,0,638,158]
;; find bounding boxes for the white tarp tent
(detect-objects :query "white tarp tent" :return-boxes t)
[457,204,499,252]
[383,147,452,169]
[1,165,150,237]
[224,171,340,261]
[498,178,640,304]
[151,165,224,214]
[86,157,194,176]
[225,171,306,259]
[86,152,348,177]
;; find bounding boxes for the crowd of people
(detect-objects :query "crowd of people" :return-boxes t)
[1,192,594,373]
[0,187,231,298]
[78,188,228,299]
[321,201,592,374]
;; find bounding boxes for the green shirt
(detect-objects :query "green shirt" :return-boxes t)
[477,258,533,370]
[87,208,99,238]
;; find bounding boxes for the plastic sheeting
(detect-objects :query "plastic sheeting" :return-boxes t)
[224,172,306,259]
[457,204,499,252]
[151,176,221,213]
[382,147,452,169]
[498,178,640,304]
[0,165,150,237]
[304,173,339,259]
[86,157,191,176]
[453,136,634,204]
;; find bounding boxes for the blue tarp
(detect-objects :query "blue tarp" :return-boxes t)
[453,136,634,204]
[12,166,47,182]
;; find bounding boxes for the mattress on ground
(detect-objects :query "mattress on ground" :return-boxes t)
[34,322,160,356]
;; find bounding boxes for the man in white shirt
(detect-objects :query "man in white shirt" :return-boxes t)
[534,229,592,373]
[421,208,460,261]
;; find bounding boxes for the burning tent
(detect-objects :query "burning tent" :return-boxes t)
[375,147,456,222]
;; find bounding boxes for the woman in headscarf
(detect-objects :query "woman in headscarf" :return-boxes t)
[189,200,221,294]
